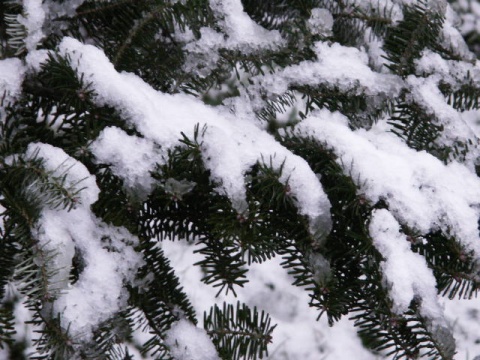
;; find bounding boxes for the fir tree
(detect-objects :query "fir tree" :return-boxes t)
[1,0,480,359]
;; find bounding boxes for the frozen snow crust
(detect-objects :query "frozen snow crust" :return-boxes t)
[2,0,480,359]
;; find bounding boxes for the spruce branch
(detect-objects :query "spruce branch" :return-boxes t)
[383,0,444,77]
[204,302,276,360]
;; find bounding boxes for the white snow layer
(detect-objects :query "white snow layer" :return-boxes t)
[369,209,456,357]
[208,0,284,48]
[59,37,332,237]
[0,59,26,105]
[258,41,402,98]
[407,74,480,165]
[17,0,46,52]
[165,319,220,360]
[28,143,144,341]
[292,109,480,257]
[90,126,160,196]
[369,209,441,316]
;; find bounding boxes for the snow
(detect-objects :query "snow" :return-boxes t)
[3,0,480,358]
[257,41,402,98]
[165,319,220,360]
[293,109,480,258]
[90,126,161,197]
[442,4,476,61]
[0,58,26,105]
[208,0,284,49]
[25,49,51,72]
[59,37,332,238]
[443,296,480,360]
[26,143,144,341]
[182,0,285,76]
[406,74,480,166]
[17,0,46,52]
[369,209,446,324]
[162,240,381,360]
[307,8,334,37]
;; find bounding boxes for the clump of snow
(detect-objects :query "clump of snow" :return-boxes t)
[32,213,76,294]
[182,27,223,76]
[414,44,480,86]
[165,319,220,360]
[25,142,98,207]
[50,216,143,341]
[25,49,51,72]
[406,75,480,166]
[257,41,403,98]
[90,126,161,197]
[308,8,334,37]
[369,209,440,315]
[370,209,455,358]
[0,58,26,105]
[182,0,285,76]
[363,28,390,73]
[26,143,144,341]
[208,0,284,49]
[59,37,332,240]
[441,3,476,62]
[17,0,46,52]
[292,109,480,258]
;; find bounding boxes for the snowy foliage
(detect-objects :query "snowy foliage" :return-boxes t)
[1,0,480,359]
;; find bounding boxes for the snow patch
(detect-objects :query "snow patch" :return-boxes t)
[27,143,144,341]
[59,37,332,239]
[369,209,439,315]
[17,0,46,52]
[90,126,161,196]
[293,110,480,257]
[165,319,220,360]
[0,58,26,105]
[258,41,402,98]
[208,0,284,48]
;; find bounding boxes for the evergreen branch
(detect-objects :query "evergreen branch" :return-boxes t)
[28,53,94,109]
[112,3,172,66]
[383,1,444,77]
[9,245,74,359]
[278,131,454,358]
[129,240,196,357]
[388,98,445,156]
[0,218,18,301]
[439,77,480,112]
[0,303,16,349]
[29,315,75,360]
[292,84,388,128]
[78,314,135,360]
[409,231,479,299]
[2,2,26,57]
[204,302,276,360]
[125,307,172,359]
[195,239,249,297]
[2,152,84,212]
[92,167,139,234]
[257,90,298,125]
